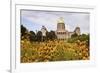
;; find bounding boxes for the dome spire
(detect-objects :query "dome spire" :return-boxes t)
[57,17,64,23]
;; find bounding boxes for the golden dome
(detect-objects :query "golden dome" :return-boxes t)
[57,17,64,23]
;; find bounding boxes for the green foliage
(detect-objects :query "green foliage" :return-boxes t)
[46,31,57,41]
[79,34,89,41]
[21,25,29,40]
[71,33,78,38]
[36,31,42,42]
[68,33,89,45]
[29,31,36,42]
[21,25,27,36]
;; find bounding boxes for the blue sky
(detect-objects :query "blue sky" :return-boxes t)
[21,10,90,34]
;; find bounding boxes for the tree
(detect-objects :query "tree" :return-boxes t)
[71,33,78,38]
[21,25,29,40]
[46,31,50,40]
[29,31,36,42]
[69,33,89,44]
[87,34,89,46]
[21,25,27,36]
[79,34,88,41]
[36,31,42,42]
[79,34,89,46]
[46,31,57,40]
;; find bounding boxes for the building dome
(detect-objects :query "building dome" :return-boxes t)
[74,26,80,35]
[57,17,64,23]
[41,26,47,36]
[76,27,80,29]
[57,17,66,31]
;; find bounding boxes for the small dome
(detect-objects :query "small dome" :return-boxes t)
[76,27,80,29]
[41,26,47,30]
[76,24,80,29]
[57,17,64,23]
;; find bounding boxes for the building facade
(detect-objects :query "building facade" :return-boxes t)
[55,17,69,40]
[55,17,80,40]
[41,17,81,40]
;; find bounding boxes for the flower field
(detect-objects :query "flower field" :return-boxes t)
[21,39,89,63]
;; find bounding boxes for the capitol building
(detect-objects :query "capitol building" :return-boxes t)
[41,17,80,40]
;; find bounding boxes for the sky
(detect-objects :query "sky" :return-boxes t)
[21,10,90,34]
